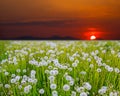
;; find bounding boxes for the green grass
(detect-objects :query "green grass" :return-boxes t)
[0,41,120,96]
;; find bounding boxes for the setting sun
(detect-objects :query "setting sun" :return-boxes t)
[90,35,96,40]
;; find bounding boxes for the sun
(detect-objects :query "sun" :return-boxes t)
[90,35,96,40]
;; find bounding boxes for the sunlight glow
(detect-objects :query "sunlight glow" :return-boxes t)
[90,35,96,40]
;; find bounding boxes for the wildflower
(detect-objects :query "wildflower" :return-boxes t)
[39,89,45,94]
[23,69,27,73]
[50,84,57,90]
[63,84,70,91]
[97,68,102,73]
[80,92,88,96]
[69,80,74,86]
[71,91,76,96]
[16,69,21,73]
[89,64,94,68]
[4,71,9,76]
[11,79,16,83]
[114,68,120,73]
[76,87,84,93]
[18,85,22,90]
[65,75,72,81]
[98,86,107,95]
[11,74,16,78]
[72,63,78,67]
[31,70,36,75]
[24,86,30,94]
[80,71,86,75]
[83,82,92,90]
[5,84,11,89]
[52,90,58,96]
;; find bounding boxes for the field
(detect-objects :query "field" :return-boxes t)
[0,41,120,96]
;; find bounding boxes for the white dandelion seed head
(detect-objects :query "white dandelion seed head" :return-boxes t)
[48,75,55,81]
[76,87,84,93]
[48,66,53,69]
[71,91,76,96]
[31,70,36,75]
[98,86,107,95]
[11,74,16,78]
[52,90,58,96]
[50,70,56,76]
[80,71,86,75]
[69,80,74,86]
[50,83,57,90]
[87,58,91,62]
[65,75,72,81]
[16,69,21,73]
[89,64,94,68]
[24,86,30,94]
[39,89,44,94]
[114,68,120,73]
[10,78,16,83]
[72,63,78,67]
[108,67,113,72]
[97,68,102,73]
[80,92,88,96]
[4,71,9,76]
[15,76,21,81]
[23,69,27,73]
[68,68,73,71]
[63,84,70,91]
[5,84,11,89]
[18,85,22,90]
[45,70,50,74]
[83,82,92,90]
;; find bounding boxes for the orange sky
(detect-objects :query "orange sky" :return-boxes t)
[0,0,120,40]
[0,0,120,22]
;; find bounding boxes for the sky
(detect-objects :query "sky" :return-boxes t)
[0,0,120,39]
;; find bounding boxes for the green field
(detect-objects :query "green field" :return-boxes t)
[0,41,120,96]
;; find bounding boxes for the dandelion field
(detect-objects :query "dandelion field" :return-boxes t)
[0,41,120,96]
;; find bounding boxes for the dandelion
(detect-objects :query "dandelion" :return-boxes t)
[97,68,102,73]
[5,84,11,89]
[98,86,107,95]
[72,63,78,67]
[39,89,45,94]
[16,69,21,73]
[80,71,86,75]
[63,84,70,91]
[10,79,16,83]
[89,64,94,68]
[4,71,9,76]
[11,74,16,78]
[48,75,55,81]
[50,83,57,90]
[65,75,72,81]
[24,86,30,94]
[76,87,84,93]
[18,85,22,90]
[107,67,113,72]
[80,92,88,96]
[23,69,27,73]
[52,90,58,96]
[114,68,120,73]
[83,82,92,90]
[71,91,76,96]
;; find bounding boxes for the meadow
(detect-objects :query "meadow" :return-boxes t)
[0,41,120,96]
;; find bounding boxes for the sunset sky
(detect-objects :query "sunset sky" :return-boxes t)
[0,0,120,39]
